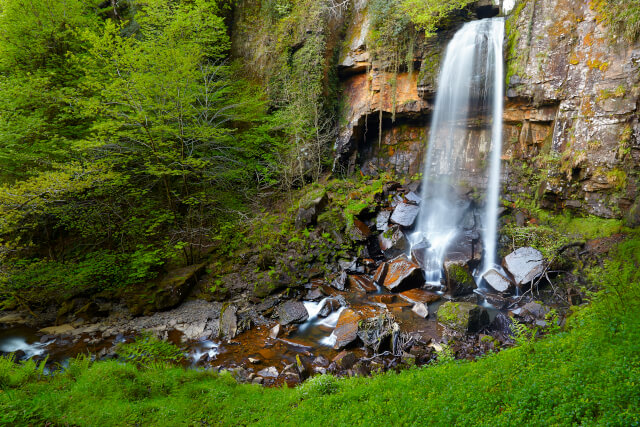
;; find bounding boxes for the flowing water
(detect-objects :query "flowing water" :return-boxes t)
[413,17,505,281]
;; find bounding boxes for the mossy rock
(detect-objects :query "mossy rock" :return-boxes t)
[444,261,477,296]
[123,263,206,316]
[437,301,488,334]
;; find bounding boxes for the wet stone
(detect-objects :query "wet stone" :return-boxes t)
[410,239,431,270]
[318,298,342,317]
[378,225,409,259]
[330,271,348,291]
[411,303,429,318]
[405,191,422,205]
[399,288,441,304]
[313,355,329,367]
[382,255,424,292]
[348,275,378,293]
[376,210,392,232]
[332,350,356,370]
[277,301,309,326]
[257,366,279,378]
[305,288,324,301]
[444,261,477,296]
[503,247,545,287]
[521,302,549,320]
[390,203,421,228]
[219,305,238,339]
[269,323,280,339]
[373,262,388,285]
[483,269,514,294]
[437,302,489,334]
[348,219,371,242]
[333,309,362,349]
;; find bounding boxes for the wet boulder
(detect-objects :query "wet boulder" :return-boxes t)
[444,261,477,296]
[475,288,510,309]
[348,275,378,293]
[503,247,545,287]
[410,239,431,270]
[520,301,550,320]
[373,262,388,285]
[378,225,409,259]
[390,202,421,228]
[376,210,392,232]
[437,302,489,334]
[404,191,421,205]
[332,350,356,370]
[277,301,309,326]
[219,305,238,339]
[443,231,482,267]
[125,263,206,316]
[482,269,514,294]
[305,287,324,301]
[398,288,441,304]
[382,255,424,292]
[329,271,348,291]
[491,312,514,339]
[318,298,342,317]
[333,309,362,349]
[412,303,429,318]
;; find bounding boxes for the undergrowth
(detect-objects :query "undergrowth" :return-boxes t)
[1,236,639,425]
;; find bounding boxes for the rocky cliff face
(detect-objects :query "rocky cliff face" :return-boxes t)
[504,0,639,221]
[231,0,640,222]
[334,0,500,179]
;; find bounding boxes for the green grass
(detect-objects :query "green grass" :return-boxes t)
[1,238,640,426]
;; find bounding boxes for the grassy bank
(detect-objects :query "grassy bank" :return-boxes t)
[1,238,639,426]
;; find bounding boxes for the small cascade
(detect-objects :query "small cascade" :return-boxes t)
[0,334,53,359]
[413,17,505,283]
[298,298,345,346]
[190,340,220,364]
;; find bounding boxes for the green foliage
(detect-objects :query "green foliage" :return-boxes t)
[0,0,101,178]
[0,354,47,389]
[586,236,640,320]
[435,343,455,365]
[2,249,162,304]
[0,0,291,306]
[116,332,185,368]
[300,374,340,397]
[400,0,474,37]
[592,0,640,43]
[503,198,624,258]
[510,319,538,349]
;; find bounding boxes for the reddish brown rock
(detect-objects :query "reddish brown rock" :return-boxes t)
[370,294,396,305]
[398,288,441,304]
[373,262,388,285]
[382,255,424,292]
[333,309,362,349]
[332,350,356,370]
[348,275,378,293]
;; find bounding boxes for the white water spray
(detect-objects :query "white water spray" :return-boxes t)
[414,18,505,281]
[481,20,505,272]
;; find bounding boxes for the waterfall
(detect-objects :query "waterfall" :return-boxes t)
[413,17,505,284]
[481,19,505,272]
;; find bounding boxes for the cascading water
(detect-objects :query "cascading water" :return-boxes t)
[413,17,505,284]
